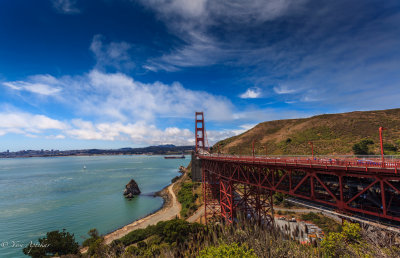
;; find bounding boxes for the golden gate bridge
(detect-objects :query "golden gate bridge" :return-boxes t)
[193,112,400,226]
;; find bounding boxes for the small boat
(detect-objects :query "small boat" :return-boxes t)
[164,154,185,159]
[83,165,87,169]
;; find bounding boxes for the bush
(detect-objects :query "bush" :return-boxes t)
[82,228,101,247]
[353,139,374,155]
[383,143,397,153]
[177,182,198,218]
[23,229,79,257]
[117,219,204,247]
[118,227,153,246]
[321,221,361,257]
[171,175,181,183]
[300,212,341,233]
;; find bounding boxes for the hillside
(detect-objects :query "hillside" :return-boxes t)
[214,108,400,155]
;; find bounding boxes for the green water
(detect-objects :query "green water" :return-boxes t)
[0,155,189,257]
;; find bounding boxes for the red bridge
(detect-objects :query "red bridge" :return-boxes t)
[193,112,400,226]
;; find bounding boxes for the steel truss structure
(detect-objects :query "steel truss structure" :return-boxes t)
[201,156,400,223]
[196,112,400,224]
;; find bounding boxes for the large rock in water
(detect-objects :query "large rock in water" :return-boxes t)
[123,179,141,199]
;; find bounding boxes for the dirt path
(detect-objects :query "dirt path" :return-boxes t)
[187,205,204,223]
[102,183,181,245]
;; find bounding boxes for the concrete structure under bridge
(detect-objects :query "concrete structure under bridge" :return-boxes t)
[192,112,400,226]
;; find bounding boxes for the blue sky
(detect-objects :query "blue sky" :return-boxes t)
[1,0,400,151]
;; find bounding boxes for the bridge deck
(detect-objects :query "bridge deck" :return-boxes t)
[199,154,400,175]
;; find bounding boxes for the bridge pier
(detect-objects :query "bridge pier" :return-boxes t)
[191,151,202,182]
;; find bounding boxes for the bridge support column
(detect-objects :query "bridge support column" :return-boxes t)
[220,178,234,223]
[235,183,274,227]
[203,168,221,223]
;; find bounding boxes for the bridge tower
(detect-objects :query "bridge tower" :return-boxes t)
[195,112,205,152]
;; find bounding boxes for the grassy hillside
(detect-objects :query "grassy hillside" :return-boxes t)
[214,108,400,155]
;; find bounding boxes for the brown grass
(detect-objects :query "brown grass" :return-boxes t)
[216,108,400,155]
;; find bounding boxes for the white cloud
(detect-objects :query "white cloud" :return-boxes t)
[64,119,195,145]
[3,74,62,96]
[18,69,235,122]
[146,32,228,71]
[239,87,261,99]
[273,85,297,94]
[52,0,80,14]
[90,35,134,71]
[206,124,255,145]
[0,112,66,137]
[140,0,307,70]
[46,134,66,139]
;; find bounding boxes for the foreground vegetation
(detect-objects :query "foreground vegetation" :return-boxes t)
[300,212,342,234]
[26,216,399,257]
[174,162,202,219]
[177,181,199,218]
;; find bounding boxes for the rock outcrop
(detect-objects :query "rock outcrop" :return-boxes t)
[123,179,141,199]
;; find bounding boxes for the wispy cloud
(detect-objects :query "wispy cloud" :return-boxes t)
[140,0,307,71]
[90,35,134,71]
[3,69,235,122]
[239,87,261,99]
[139,0,400,112]
[3,74,62,96]
[273,85,297,95]
[52,0,80,14]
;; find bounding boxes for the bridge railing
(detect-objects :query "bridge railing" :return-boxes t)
[199,154,400,172]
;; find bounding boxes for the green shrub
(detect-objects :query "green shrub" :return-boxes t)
[118,227,153,246]
[171,175,181,183]
[300,212,341,233]
[177,182,198,218]
[22,229,79,257]
[353,139,374,155]
[383,142,398,153]
[321,221,362,257]
[82,228,101,247]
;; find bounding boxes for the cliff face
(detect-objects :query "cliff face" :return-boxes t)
[215,108,400,155]
[124,179,141,199]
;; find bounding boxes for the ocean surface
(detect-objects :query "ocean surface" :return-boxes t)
[0,155,189,257]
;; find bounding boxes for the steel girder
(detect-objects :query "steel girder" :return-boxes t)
[201,159,400,223]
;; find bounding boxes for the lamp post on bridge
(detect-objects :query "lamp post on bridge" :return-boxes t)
[379,127,387,167]
[308,141,314,159]
[264,145,267,156]
[252,140,255,157]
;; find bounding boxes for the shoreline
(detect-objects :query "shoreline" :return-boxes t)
[105,183,172,236]
[102,180,180,245]
[80,183,175,253]
[0,153,190,160]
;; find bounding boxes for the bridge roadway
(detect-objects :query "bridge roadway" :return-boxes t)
[199,154,400,224]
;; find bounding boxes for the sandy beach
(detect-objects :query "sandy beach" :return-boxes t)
[80,181,181,253]
[81,171,205,254]
[102,182,181,245]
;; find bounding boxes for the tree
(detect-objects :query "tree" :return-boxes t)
[23,229,79,258]
[383,143,397,153]
[353,139,374,155]
[82,228,101,247]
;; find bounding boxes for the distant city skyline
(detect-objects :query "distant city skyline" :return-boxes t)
[1,0,400,151]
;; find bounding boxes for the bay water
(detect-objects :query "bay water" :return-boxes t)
[0,155,189,257]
